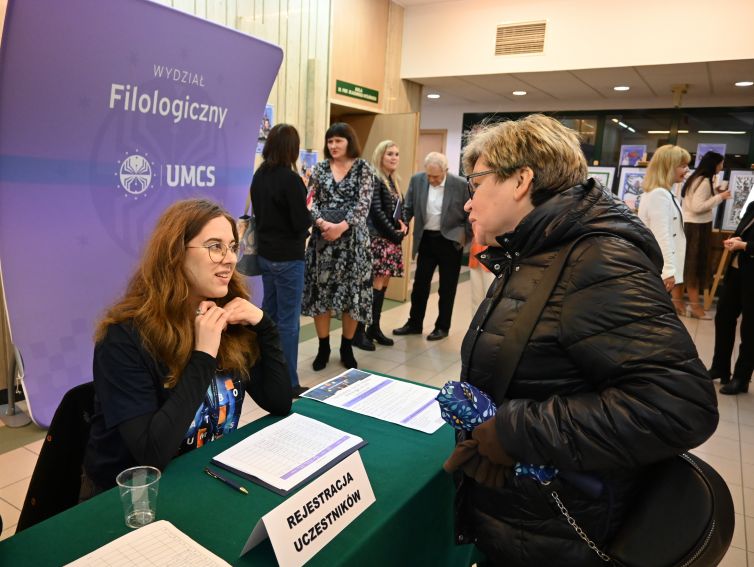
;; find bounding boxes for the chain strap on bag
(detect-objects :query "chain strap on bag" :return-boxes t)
[236,191,261,277]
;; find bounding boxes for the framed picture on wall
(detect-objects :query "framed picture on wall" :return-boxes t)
[722,170,754,230]
[619,145,646,166]
[694,143,726,167]
[587,166,616,192]
[617,166,646,211]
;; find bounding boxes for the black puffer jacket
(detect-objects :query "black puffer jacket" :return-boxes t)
[367,175,404,244]
[457,180,718,566]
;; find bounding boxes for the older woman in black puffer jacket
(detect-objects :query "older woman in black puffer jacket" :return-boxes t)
[446,114,718,566]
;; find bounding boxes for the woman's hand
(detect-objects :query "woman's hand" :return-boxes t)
[194,302,228,358]
[398,219,408,234]
[662,276,676,292]
[719,190,732,201]
[723,236,745,252]
[321,221,349,241]
[223,297,264,326]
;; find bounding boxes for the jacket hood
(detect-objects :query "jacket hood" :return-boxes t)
[488,179,663,270]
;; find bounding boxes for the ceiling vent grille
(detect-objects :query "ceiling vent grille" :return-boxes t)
[495,21,546,55]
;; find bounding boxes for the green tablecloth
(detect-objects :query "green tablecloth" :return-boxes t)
[0,396,477,566]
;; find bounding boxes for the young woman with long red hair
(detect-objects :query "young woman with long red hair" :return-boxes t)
[81,199,291,496]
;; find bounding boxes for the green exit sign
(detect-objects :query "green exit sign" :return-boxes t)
[335,80,379,104]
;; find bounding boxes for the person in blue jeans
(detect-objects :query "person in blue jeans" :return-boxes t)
[251,124,312,396]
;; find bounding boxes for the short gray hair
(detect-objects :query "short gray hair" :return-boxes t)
[424,152,447,171]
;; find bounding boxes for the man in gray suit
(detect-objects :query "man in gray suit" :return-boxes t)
[394,152,470,340]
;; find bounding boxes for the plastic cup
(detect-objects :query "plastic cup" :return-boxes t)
[116,465,161,529]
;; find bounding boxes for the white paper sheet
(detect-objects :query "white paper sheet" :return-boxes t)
[65,520,230,566]
[211,414,365,494]
[301,369,445,434]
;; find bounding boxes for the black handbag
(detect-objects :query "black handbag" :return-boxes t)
[236,194,261,277]
[485,233,734,567]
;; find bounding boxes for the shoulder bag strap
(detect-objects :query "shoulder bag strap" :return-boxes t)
[490,232,612,402]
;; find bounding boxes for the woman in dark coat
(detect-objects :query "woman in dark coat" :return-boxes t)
[445,114,719,566]
[710,201,754,394]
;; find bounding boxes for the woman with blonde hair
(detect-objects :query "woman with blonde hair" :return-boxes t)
[353,140,408,349]
[638,144,691,315]
[81,199,291,496]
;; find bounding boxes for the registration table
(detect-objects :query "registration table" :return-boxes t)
[0,395,476,566]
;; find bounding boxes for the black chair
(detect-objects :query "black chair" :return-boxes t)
[16,382,94,532]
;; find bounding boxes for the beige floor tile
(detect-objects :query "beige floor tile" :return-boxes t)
[0,448,38,489]
[719,545,747,567]
[23,439,44,456]
[0,478,30,510]
[744,486,754,518]
[0,498,20,531]
[399,353,456,373]
[731,513,746,550]
[693,435,742,462]
[389,364,442,382]
[697,453,743,486]
[357,356,402,375]
[741,442,754,466]
[738,408,754,428]
[715,419,741,442]
[365,346,421,364]
[742,463,754,489]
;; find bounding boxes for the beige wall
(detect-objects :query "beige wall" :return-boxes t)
[162,0,332,150]
[402,0,754,79]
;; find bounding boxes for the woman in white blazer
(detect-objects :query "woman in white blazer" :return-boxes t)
[638,144,691,316]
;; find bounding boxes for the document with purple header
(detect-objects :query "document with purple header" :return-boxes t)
[301,369,445,434]
[211,414,366,495]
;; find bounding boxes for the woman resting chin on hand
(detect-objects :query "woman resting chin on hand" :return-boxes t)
[80,199,291,499]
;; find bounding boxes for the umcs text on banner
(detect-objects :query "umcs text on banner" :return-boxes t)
[108,83,228,128]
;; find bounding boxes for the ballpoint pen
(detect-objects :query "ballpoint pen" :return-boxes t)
[204,466,249,495]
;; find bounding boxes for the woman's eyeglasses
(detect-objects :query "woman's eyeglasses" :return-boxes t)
[465,169,496,199]
[186,242,239,263]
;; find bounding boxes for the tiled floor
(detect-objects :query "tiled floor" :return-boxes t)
[0,273,752,565]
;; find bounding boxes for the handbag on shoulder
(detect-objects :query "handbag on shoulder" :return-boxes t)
[483,233,734,567]
[236,194,261,277]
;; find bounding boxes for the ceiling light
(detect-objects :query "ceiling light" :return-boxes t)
[426,93,440,99]
[618,121,628,128]
[512,90,527,96]
[734,81,753,87]
[698,130,747,135]
[647,130,689,134]
[611,118,619,123]
[627,127,636,133]
[613,86,630,91]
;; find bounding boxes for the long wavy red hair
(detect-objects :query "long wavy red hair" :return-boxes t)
[95,199,259,387]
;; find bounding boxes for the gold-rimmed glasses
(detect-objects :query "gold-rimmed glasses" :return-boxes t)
[186,242,239,263]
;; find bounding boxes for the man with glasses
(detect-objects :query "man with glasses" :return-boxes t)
[393,152,470,340]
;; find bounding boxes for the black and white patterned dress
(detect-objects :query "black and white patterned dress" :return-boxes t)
[302,159,374,323]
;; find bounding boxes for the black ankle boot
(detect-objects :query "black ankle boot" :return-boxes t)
[366,288,393,346]
[312,337,330,371]
[352,322,375,351]
[340,337,358,369]
[708,367,731,385]
[719,377,750,395]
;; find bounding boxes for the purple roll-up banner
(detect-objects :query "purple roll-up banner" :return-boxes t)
[0,0,282,426]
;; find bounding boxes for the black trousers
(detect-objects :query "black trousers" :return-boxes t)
[408,231,463,332]
[711,265,754,381]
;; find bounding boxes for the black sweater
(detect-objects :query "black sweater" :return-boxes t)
[250,165,311,261]
[83,314,291,488]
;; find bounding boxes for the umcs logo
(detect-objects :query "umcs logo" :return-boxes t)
[116,150,154,199]
[165,164,216,188]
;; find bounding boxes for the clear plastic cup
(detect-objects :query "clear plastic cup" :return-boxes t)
[116,465,161,529]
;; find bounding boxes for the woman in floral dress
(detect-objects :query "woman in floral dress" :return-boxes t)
[302,122,374,371]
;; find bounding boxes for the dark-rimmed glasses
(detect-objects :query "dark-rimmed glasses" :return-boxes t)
[186,242,239,263]
[465,169,496,199]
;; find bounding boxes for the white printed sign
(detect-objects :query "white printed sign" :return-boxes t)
[242,452,375,567]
